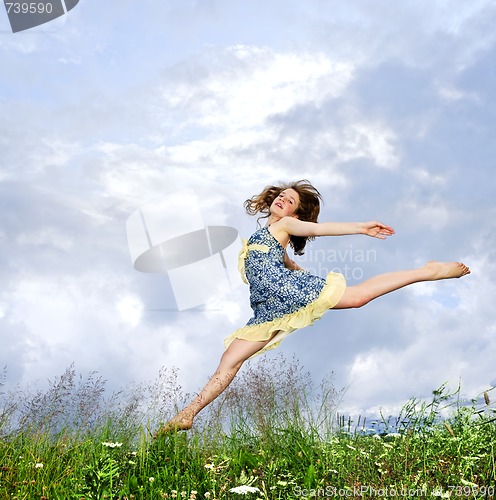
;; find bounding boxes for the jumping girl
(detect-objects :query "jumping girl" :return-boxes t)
[157,180,470,433]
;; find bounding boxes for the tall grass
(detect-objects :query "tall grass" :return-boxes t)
[1,356,495,499]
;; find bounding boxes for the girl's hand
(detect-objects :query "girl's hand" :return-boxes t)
[283,250,304,270]
[360,221,395,239]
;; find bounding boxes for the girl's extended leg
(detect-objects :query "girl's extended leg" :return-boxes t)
[335,261,470,309]
[156,337,273,434]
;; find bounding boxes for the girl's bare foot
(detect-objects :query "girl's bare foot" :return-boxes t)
[424,261,471,280]
[153,411,193,438]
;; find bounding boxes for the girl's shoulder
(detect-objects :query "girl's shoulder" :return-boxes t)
[266,220,291,249]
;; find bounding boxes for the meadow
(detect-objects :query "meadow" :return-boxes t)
[1,355,495,499]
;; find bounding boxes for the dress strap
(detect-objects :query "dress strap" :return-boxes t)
[238,238,270,284]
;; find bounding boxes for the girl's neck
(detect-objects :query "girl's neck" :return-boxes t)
[266,215,280,226]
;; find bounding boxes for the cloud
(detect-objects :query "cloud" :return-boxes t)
[115,293,144,327]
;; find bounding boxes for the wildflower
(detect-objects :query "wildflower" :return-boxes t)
[386,432,401,438]
[34,463,44,469]
[149,477,155,483]
[204,493,211,499]
[229,485,261,495]
[190,491,198,499]
[204,463,215,470]
[102,441,123,448]
[171,491,177,499]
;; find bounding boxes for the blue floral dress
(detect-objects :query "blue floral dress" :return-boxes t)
[224,226,346,357]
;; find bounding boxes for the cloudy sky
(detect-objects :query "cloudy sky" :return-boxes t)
[1,0,495,418]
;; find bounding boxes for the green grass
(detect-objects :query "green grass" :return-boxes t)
[1,357,495,499]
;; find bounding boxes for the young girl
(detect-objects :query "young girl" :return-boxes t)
[157,180,470,433]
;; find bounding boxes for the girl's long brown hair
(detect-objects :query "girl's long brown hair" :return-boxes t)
[244,179,322,255]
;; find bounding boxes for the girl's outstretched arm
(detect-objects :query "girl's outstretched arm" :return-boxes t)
[281,217,395,239]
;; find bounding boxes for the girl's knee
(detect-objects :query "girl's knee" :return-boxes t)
[219,350,237,368]
[337,287,371,309]
[347,298,368,308]
[220,347,246,371]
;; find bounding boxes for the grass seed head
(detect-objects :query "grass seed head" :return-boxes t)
[444,421,455,437]
[484,391,490,406]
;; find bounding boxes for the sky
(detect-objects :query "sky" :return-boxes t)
[1,0,495,419]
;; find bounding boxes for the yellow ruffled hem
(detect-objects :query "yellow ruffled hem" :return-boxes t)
[224,271,346,359]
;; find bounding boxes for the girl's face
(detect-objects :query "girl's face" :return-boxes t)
[270,188,300,218]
